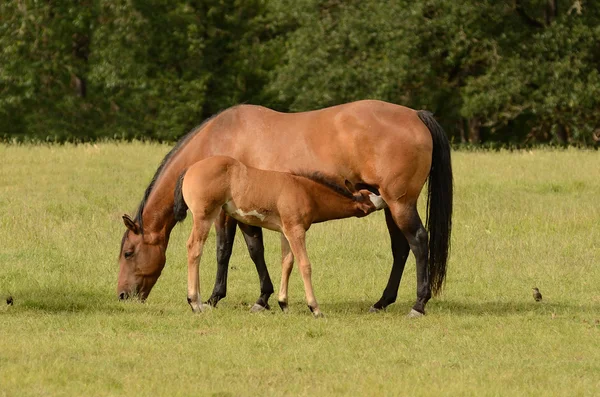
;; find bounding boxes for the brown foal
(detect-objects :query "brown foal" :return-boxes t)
[174,156,386,317]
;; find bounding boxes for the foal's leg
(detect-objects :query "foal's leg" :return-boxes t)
[370,208,411,312]
[277,234,294,312]
[283,226,322,318]
[187,216,215,313]
[238,224,275,312]
[207,211,237,307]
[387,203,430,317]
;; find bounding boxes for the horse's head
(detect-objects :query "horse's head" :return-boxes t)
[117,214,166,301]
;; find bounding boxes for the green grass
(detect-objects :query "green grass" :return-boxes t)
[1,144,599,396]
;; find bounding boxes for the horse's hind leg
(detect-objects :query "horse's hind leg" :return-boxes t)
[187,214,217,313]
[207,211,237,307]
[388,203,431,317]
[239,223,275,312]
[370,208,411,312]
[277,234,294,312]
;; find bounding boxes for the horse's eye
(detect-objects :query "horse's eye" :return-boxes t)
[124,251,134,259]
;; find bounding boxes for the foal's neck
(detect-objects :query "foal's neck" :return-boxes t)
[299,178,364,222]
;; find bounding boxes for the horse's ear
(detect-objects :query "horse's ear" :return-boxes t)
[344,180,357,193]
[122,214,140,235]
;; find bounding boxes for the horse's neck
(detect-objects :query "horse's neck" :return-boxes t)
[142,205,177,245]
[141,166,185,244]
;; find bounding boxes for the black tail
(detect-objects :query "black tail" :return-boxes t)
[417,110,453,296]
[173,169,188,223]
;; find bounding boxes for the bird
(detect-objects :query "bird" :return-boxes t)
[532,288,542,302]
[6,296,13,306]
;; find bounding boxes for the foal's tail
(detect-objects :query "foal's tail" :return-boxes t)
[173,169,189,223]
[417,110,453,296]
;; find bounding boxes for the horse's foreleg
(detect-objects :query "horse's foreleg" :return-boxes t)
[370,208,411,312]
[277,234,294,312]
[386,204,430,317]
[187,217,213,313]
[206,211,237,307]
[239,224,274,312]
[284,227,322,318]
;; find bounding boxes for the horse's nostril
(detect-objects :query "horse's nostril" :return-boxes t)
[118,292,127,300]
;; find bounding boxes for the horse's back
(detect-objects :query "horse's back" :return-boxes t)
[185,101,433,204]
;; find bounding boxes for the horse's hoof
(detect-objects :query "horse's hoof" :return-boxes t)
[205,296,221,308]
[407,308,424,318]
[312,311,324,319]
[250,303,267,313]
[369,306,383,313]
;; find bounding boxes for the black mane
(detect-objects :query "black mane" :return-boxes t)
[132,129,197,229]
[125,110,224,241]
[291,171,355,200]
[119,126,200,251]
[120,122,205,251]
[135,112,229,227]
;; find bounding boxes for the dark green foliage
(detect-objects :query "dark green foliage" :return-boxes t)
[1,0,598,144]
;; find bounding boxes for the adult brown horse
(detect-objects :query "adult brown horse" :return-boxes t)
[175,156,385,317]
[117,100,453,317]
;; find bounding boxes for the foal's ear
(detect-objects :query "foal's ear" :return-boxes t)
[344,180,357,193]
[122,214,140,235]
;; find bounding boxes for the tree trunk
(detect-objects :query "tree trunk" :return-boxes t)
[468,118,481,144]
[72,33,89,98]
[555,123,568,144]
[545,0,557,25]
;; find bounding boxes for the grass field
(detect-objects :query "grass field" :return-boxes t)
[1,143,599,396]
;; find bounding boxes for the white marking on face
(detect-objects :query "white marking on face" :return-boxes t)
[369,194,388,210]
[235,208,266,221]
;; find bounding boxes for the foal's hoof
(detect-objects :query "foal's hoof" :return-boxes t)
[308,305,324,318]
[407,308,425,318]
[278,301,289,313]
[189,300,211,313]
[368,306,383,313]
[250,303,269,313]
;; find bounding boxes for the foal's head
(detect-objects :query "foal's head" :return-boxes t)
[117,214,166,301]
[352,189,379,216]
[345,181,382,217]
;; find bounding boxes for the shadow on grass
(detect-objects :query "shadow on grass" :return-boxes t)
[432,299,597,316]
[7,287,594,318]
[320,299,597,317]
[2,286,129,314]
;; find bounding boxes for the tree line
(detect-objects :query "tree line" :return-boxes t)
[1,0,598,145]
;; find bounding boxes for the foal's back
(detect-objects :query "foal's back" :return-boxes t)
[182,156,311,232]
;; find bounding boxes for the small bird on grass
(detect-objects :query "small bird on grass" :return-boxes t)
[6,296,13,306]
[532,287,542,302]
